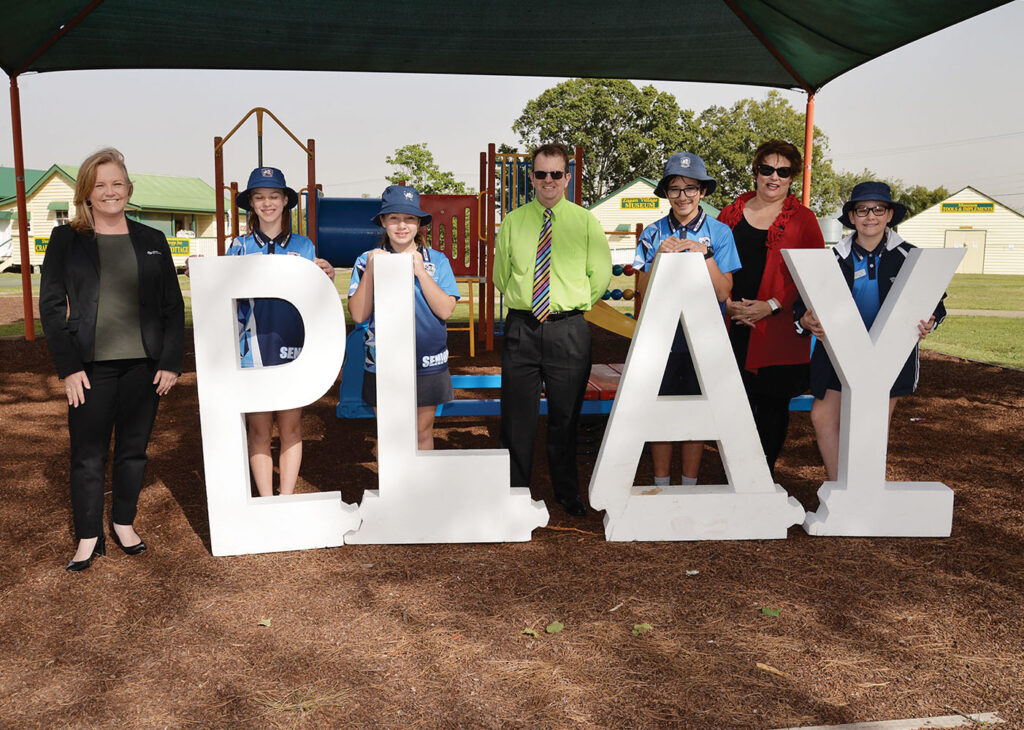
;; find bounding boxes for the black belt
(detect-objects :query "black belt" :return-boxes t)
[509,308,584,322]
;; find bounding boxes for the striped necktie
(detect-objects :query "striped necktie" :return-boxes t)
[532,208,553,322]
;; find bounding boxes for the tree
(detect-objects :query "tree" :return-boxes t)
[897,183,949,218]
[693,91,844,216]
[835,169,949,219]
[386,143,467,194]
[513,79,695,206]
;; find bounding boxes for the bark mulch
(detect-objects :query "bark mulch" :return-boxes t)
[1,321,1021,729]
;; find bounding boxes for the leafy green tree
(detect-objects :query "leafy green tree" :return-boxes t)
[386,142,467,194]
[693,91,843,216]
[898,183,949,217]
[512,79,695,206]
[835,169,949,218]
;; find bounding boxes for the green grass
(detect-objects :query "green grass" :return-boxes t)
[0,320,42,337]
[944,274,1024,311]
[923,315,1024,370]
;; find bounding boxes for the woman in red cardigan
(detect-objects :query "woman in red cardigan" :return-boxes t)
[717,139,825,475]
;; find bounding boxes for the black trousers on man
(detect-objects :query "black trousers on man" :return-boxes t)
[500,309,591,501]
[67,358,160,539]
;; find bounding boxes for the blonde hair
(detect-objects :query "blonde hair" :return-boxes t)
[70,148,133,233]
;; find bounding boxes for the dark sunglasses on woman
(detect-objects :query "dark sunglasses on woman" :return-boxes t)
[756,164,794,178]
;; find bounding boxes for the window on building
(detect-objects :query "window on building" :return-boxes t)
[56,210,69,227]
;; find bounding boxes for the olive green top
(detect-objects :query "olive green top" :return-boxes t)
[94,233,147,361]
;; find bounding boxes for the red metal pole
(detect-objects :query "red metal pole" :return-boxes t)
[306,138,317,250]
[229,182,239,240]
[634,222,643,318]
[486,143,496,351]
[478,151,487,346]
[10,75,34,341]
[802,93,815,208]
[214,136,226,256]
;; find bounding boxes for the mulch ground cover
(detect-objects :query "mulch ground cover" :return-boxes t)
[1,296,1022,728]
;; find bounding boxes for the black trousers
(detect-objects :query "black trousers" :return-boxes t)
[747,392,791,474]
[67,358,160,539]
[500,310,591,501]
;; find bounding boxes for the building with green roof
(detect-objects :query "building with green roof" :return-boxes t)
[0,166,47,202]
[0,164,227,268]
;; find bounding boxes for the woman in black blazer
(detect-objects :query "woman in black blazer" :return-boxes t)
[40,148,184,571]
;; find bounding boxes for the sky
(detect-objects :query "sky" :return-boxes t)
[1,1,1022,209]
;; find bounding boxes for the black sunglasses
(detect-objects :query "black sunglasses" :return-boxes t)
[532,170,565,180]
[756,164,794,178]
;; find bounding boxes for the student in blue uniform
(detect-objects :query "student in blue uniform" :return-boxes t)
[226,166,335,497]
[633,152,741,487]
[794,181,945,481]
[348,185,459,450]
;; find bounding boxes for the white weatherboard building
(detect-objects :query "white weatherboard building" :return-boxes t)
[897,187,1024,275]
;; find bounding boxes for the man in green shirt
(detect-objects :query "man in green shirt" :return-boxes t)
[494,143,612,516]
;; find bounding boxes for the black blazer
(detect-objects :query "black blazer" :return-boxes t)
[39,219,185,378]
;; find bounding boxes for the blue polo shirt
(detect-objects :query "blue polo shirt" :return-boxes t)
[632,209,741,352]
[850,236,883,329]
[348,246,460,375]
[226,230,316,368]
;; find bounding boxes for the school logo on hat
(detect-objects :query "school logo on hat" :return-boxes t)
[372,184,433,226]
[237,166,299,211]
[654,152,718,198]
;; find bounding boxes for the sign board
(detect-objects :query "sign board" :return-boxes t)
[620,197,660,210]
[941,202,994,213]
[167,237,192,256]
[34,236,191,256]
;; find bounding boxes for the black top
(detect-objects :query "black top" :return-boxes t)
[731,216,769,301]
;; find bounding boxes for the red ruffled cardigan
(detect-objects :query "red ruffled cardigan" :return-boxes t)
[717,192,825,372]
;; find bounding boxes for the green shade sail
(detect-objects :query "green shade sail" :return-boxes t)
[0,1,1011,92]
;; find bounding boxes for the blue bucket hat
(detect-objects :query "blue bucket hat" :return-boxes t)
[236,167,299,211]
[654,152,717,198]
[839,181,907,228]
[372,185,432,226]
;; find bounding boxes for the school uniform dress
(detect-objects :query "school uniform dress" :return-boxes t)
[348,245,460,407]
[226,229,315,368]
[39,221,184,539]
[794,229,947,399]
[717,192,825,471]
[494,197,612,501]
[632,208,741,395]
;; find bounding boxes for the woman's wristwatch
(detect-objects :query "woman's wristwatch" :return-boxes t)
[767,298,781,315]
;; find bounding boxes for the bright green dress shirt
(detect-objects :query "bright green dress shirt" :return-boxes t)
[494,197,612,312]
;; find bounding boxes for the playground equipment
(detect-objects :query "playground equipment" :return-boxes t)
[314,143,588,355]
[213,107,318,256]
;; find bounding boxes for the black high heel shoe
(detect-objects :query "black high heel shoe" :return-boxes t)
[111,527,147,556]
[66,534,106,572]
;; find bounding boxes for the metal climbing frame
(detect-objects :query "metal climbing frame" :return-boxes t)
[212,107,317,255]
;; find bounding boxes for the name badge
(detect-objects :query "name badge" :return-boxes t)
[854,269,867,279]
